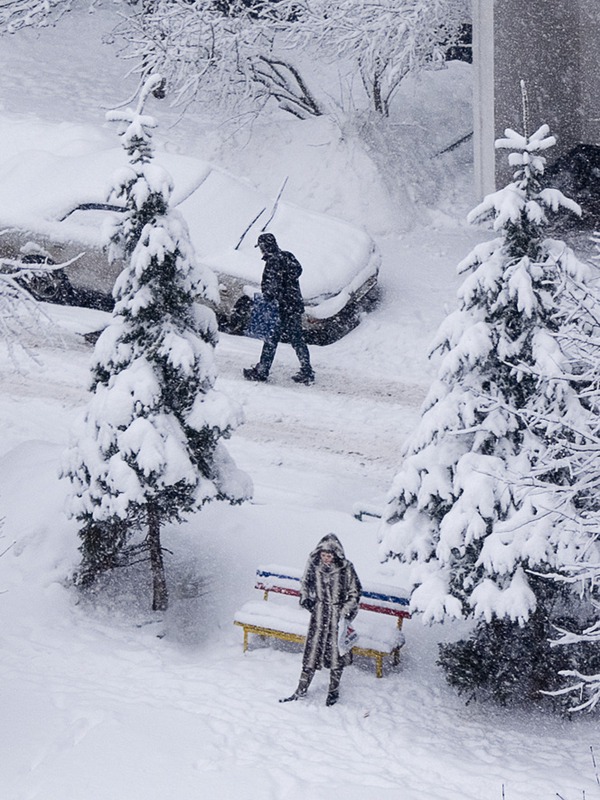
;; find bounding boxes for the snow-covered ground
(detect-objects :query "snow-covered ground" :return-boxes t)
[1,8,599,800]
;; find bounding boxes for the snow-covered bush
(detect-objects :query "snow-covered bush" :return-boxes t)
[114,0,323,121]
[115,0,467,121]
[0,255,50,356]
[379,121,600,706]
[64,76,251,611]
[0,0,126,34]
[282,0,468,117]
[547,574,600,712]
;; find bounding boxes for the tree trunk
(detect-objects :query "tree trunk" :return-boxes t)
[372,73,390,117]
[148,503,168,611]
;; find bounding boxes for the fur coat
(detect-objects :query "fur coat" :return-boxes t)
[299,533,362,672]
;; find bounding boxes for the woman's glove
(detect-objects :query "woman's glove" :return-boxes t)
[300,598,315,612]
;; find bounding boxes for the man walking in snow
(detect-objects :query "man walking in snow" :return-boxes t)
[243,233,315,385]
[280,533,362,706]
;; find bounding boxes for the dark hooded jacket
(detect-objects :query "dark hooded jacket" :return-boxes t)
[299,533,362,672]
[260,240,305,320]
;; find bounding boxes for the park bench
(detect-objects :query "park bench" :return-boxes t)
[234,564,411,678]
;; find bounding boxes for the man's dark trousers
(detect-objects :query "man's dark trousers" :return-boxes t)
[258,313,311,374]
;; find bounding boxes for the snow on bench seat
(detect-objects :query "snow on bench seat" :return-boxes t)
[234,565,410,678]
[234,601,310,639]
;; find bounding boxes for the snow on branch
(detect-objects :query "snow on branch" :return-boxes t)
[114,0,285,119]
[0,249,83,364]
[0,0,81,34]
[279,0,467,116]
[252,55,322,119]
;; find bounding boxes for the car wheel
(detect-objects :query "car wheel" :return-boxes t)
[24,272,64,302]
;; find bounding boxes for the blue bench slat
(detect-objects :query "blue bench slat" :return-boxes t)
[257,569,299,582]
[362,589,410,607]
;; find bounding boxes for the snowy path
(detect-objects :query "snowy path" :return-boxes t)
[1,312,426,482]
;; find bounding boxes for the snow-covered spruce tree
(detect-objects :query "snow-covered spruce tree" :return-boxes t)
[379,121,600,706]
[65,76,251,611]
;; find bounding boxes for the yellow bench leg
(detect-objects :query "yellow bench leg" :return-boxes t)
[375,655,383,678]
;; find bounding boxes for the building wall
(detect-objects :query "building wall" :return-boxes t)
[580,0,600,144]
[473,0,600,195]
[494,0,581,182]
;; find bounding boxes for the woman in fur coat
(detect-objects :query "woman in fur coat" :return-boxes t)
[280,533,362,706]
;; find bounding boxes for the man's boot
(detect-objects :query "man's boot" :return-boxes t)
[243,364,268,382]
[292,367,315,385]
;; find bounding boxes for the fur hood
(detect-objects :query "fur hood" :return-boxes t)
[309,533,347,566]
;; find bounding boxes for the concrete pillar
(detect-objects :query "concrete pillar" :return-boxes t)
[473,0,496,199]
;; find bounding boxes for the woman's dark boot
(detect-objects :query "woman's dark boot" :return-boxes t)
[279,670,314,702]
[325,669,343,706]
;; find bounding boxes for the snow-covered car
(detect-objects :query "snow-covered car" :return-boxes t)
[0,145,379,344]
